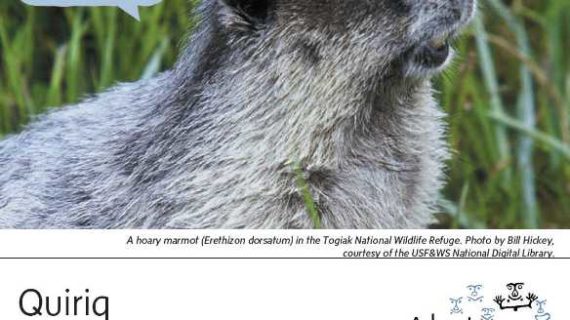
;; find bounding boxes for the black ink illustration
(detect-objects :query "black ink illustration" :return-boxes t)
[494,283,538,312]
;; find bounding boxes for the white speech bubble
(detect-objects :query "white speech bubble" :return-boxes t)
[21,0,162,21]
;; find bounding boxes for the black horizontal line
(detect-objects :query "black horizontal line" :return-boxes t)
[0,257,567,260]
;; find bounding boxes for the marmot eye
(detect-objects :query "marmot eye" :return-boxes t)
[242,0,273,22]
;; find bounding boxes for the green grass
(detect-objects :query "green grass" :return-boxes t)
[293,161,322,229]
[0,1,194,133]
[0,0,568,228]
[438,0,570,228]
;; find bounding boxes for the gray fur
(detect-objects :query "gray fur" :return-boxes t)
[0,0,476,228]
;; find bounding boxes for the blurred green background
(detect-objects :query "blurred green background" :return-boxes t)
[0,0,568,228]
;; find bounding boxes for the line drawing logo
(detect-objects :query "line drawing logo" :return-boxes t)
[494,283,538,312]
[482,307,496,320]
[450,298,464,315]
[467,284,484,302]
[412,282,552,320]
[535,300,551,320]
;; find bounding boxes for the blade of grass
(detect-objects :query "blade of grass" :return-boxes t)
[66,9,87,103]
[97,9,118,90]
[438,198,487,229]
[47,45,68,107]
[293,162,321,229]
[485,0,539,227]
[488,112,570,159]
[473,14,512,186]
[141,38,169,80]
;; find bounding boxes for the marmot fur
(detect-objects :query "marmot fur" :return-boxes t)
[0,0,476,228]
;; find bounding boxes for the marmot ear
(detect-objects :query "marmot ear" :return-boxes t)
[217,0,275,31]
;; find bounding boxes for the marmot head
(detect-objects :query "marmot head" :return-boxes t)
[213,0,477,86]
